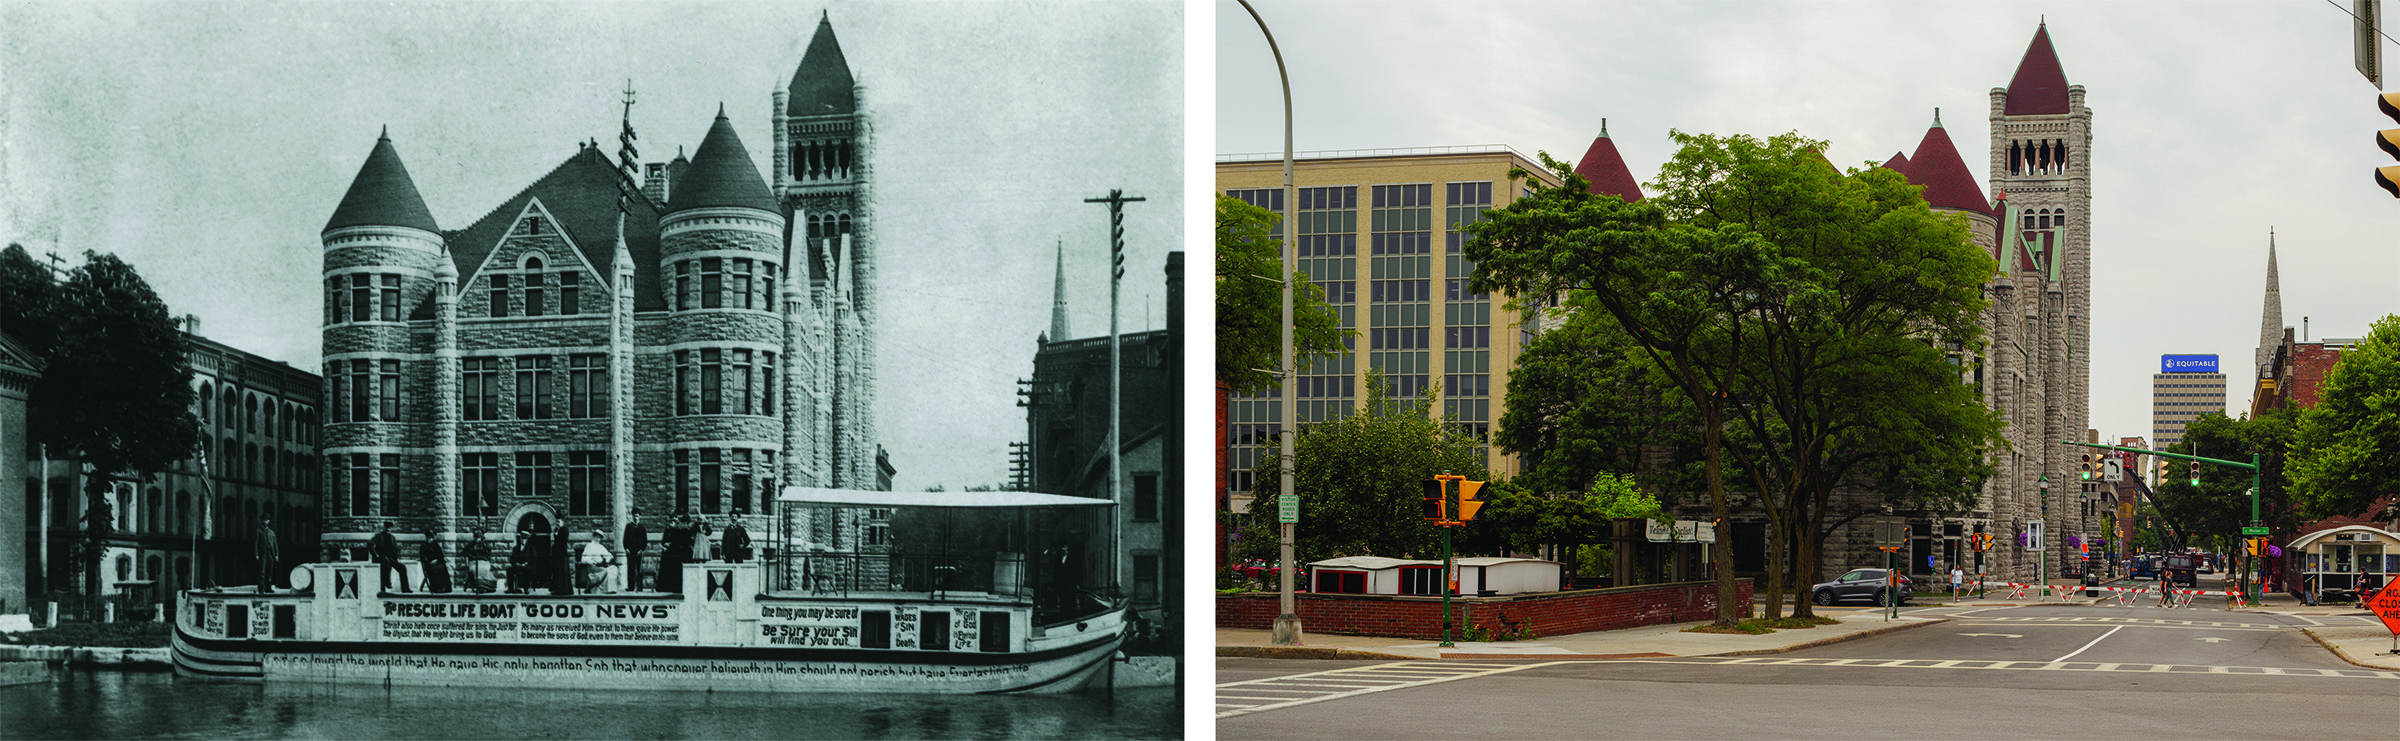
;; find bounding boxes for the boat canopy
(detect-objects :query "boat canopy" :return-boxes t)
[776,486,1113,509]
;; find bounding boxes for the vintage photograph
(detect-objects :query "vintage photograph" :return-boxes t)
[2,1,1183,737]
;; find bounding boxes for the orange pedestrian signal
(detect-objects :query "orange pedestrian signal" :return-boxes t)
[1421,478,1448,522]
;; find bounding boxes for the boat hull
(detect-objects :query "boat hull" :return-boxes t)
[172,617,1124,694]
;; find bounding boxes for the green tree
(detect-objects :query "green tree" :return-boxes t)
[26,252,200,615]
[2290,315,2400,527]
[1466,149,1791,626]
[1460,472,1662,569]
[2151,408,2303,554]
[1235,370,1489,564]
[1215,195,1348,395]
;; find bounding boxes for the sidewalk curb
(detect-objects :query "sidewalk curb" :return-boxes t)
[1215,645,1423,661]
[2299,628,2400,672]
[1704,617,1949,657]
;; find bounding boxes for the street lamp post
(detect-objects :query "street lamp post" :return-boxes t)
[2038,475,2049,601]
[1237,0,1303,647]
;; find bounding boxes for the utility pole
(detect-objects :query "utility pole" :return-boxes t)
[1084,189,1144,598]
[1237,0,1304,647]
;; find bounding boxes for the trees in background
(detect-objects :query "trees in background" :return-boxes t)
[2289,315,2400,528]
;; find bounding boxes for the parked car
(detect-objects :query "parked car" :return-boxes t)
[1811,568,1913,606]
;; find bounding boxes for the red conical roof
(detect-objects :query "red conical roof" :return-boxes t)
[325,129,439,234]
[1907,117,1990,215]
[2004,23,2071,116]
[666,108,778,214]
[1573,124,1643,202]
[1880,151,1910,175]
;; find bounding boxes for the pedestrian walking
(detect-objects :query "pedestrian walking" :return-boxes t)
[464,528,495,594]
[2158,579,2173,608]
[1949,565,1964,602]
[623,509,649,592]
[370,522,407,593]
[418,532,452,593]
[255,517,280,594]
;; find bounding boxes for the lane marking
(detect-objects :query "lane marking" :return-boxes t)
[1599,657,2400,680]
[1216,660,1564,719]
[2051,624,2124,663]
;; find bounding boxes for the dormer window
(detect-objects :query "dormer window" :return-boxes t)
[519,216,546,236]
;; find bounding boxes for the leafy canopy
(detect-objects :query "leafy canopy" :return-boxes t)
[1215,195,1349,395]
[2290,314,2400,525]
[1234,370,1489,564]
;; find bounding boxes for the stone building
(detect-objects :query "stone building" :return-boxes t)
[317,14,884,562]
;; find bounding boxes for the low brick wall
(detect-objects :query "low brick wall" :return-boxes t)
[1219,579,1752,640]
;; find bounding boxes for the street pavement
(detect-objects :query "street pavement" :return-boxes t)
[1217,574,2398,739]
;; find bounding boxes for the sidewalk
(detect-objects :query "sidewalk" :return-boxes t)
[1217,610,1946,661]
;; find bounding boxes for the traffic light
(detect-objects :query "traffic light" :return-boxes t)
[1421,478,1448,522]
[2188,459,2200,487]
[1455,479,1487,521]
[2378,93,2400,197]
[2079,453,2093,480]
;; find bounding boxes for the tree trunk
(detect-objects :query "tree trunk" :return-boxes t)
[1701,399,1739,626]
[1790,493,1819,620]
[1763,506,1785,620]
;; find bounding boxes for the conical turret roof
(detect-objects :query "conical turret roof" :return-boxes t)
[787,13,856,117]
[1905,115,1991,215]
[1879,151,1910,175]
[1572,122,1644,203]
[2004,23,2071,116]
[325,129,439,234]
[666,108,778,214]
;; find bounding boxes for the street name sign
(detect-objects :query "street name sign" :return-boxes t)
[1646,520,1717,543]
[2241,526,2270,536]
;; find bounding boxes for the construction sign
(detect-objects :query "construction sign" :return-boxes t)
[2371,582,2400,637]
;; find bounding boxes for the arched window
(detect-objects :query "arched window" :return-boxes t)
[222,392,237,430]
[246,443,259,482]
[115,555,132,582]
[143,555,160,580]
[244,395,258,433]
[199,384,214,424]
[145,487,162,534]
[263,448,278,487]
[265,404,277,442]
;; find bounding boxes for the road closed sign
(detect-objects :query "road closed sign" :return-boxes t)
[2372,582,2400,637]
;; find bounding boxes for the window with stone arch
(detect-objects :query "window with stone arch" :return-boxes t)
[522,254,548,317]
[199,383,213,424]
[245,394,259,433]
[264,403,277,442]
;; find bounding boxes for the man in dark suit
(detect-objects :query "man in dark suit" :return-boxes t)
[418,532,452,593]
[255,517,280,593]
[623,509,650,591]
[722,511,752,563]
[550,527,574,595]
[369,523,405,593]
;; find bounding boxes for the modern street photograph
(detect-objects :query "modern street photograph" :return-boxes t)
[2,1,1184,738]
[1214,1,2400,738]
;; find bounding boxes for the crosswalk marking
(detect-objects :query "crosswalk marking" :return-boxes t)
[1960,615,2285,630]
[1217,661,1563,718]
[1630,656,2400,680]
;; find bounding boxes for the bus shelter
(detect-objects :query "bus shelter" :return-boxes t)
[2287,525,2399,603]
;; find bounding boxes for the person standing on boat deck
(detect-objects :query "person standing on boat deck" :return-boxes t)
[623,509,649,591]
[419,531,452,593]
[464,528,495,594]
[508,528,535,594]
[695,520,716,562]
[255,517,279,593]
[662,515,693,592]
[581,530,615,593]
[550,526,574,595]
[722,512,752,563]
[370,522,406,593]
[527,526,553,591]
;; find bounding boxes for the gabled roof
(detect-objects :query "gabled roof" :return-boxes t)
[2004,23,2072,116]
[325,130,440,234]
[434,147,667,315]
[666,109,778,214]
[787,13,856,117]
[1879,151,1910,175]
[1905,118,1991,215]
[1572,125,1645,202]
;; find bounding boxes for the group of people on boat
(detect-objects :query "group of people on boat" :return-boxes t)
[347,509,754,596]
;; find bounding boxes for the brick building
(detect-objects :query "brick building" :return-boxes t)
[317,14,885,562]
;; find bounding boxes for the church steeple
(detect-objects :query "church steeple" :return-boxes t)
[2255,230,2283,379]
[1048,240,1071,343]
[2004,22,2072,116]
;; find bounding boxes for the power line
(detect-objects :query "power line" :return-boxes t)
[2325,0,2400,49]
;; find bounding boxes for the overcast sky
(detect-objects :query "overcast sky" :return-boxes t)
[1218,0,2400,454]
[1,0,1182,492]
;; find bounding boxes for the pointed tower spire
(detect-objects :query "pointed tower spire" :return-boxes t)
[1049,239,1071,342]
[2255,229,2283,378]
[787,13,856,116]
[665,108,778,214]
[2004,22,2072,115]
[1572,119,1645,202]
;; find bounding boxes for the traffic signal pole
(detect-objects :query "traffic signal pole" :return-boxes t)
[2061,440,2262,603]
